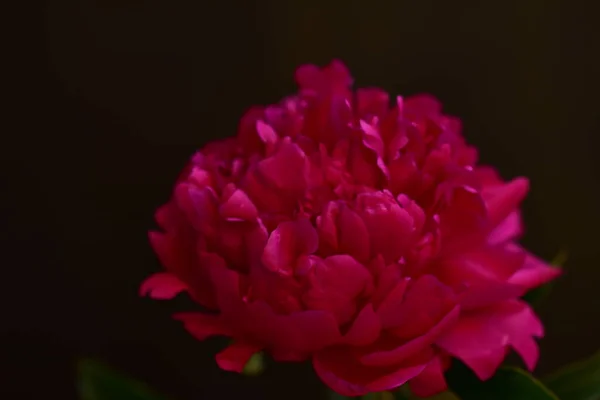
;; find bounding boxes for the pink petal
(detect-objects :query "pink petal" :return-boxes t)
[404,94,442,117]
[438,186,488,250]
[387,275,457,339]
[302,255,372,324]
[508,250,562,291]
[484,177,529,228]
[337,205,370,263]
[488,211,523,245]
[409,357,448,398]
[459,281,525,310]
[262,219,319,275]
[149,227,217,310]
[313,346,428,397]
[360,120,389,177]
[342,304,381,346]
[360,306,459,367]
[219,188,258,221]
[139,272,187,299]
[370,259,402,308]
[236,106,266,154]
[173,312,233,340]
[460,348,508,380]
[256,120,279,146]
[216,340,263,373]
[356,88,390,119]
[512,335,539,371]
[355,191,415,263]
[176,184,218,232]
[435,244,525,289]
[317,201,370,263]
[388,155,418,196]
[257,138,307,191]
[436,300,543,379]
[376,278,410,328]
[295,60,352,92]
[207,255,342,357]
[246,303,341,358]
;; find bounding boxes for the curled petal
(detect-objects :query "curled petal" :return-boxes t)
[139,272,187,300]
[262,219,318,275]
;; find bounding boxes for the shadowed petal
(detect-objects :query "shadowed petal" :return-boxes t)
[139,272,187,300]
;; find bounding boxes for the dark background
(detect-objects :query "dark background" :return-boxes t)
[3,0,600,398]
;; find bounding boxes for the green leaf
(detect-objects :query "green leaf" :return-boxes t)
[446,361,558,400]
[523,249,567,307]
[543,350,600,400]
[77,358,168,400]
[242,352,265,376]
[393,386,460,400]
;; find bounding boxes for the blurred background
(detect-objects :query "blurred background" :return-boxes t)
[3,0,600,398]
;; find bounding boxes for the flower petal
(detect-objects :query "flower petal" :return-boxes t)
[360,306,459,367]
[216,340,263,373]
[488,211,523,245]
[509,250,562,291]
[139,272,187,300]
[302,255,372,324]
[484,177,529,228]
[436,300,542,379]
[173,312,233,340]
[355,191,415,263]
[219,188,258,221]
[341,304,381,346]
[262,219,318,275]
[409,356,448,397]
[313,346,428,397]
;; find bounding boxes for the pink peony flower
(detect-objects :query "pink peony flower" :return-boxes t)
[141,61,560,397]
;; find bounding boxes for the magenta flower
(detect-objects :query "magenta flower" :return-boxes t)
[141,61,560,397]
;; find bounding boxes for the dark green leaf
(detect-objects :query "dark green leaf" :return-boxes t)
[523,249,567,307]
[327,390,351,400]
[77,358,168,400]
[242,352,265,376]
[446,361,558,400]
[543,351,600,400]
[392,386,460,400]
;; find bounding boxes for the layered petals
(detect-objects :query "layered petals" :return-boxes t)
[142,60,558,398]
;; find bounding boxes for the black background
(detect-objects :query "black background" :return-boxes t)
[3,0,600,399]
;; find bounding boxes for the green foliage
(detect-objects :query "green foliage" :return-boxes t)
[544,350,600,400]
[242,352,265,376]
[77,358,168,400]
[446,361,558,400]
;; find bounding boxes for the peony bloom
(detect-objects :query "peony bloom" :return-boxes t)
[141,61,560,397]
